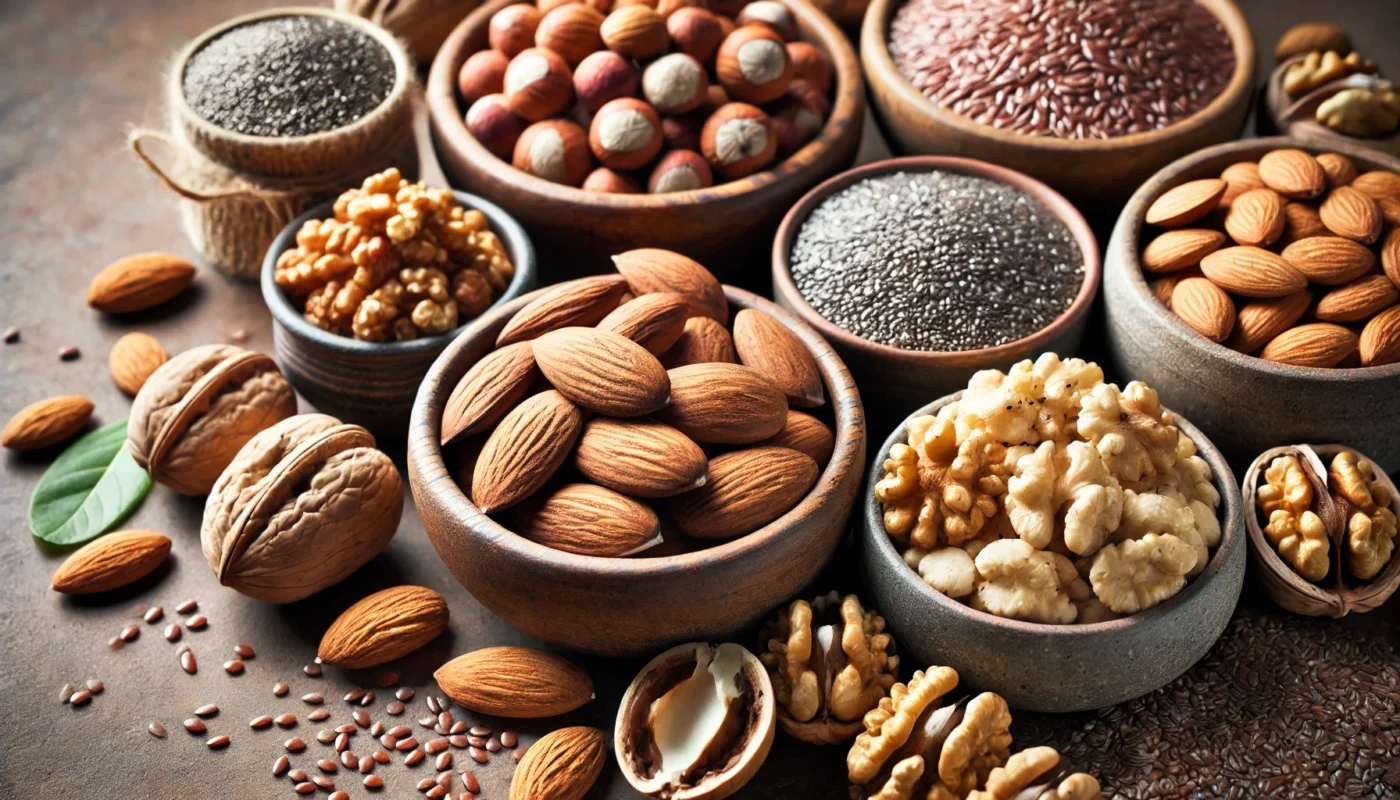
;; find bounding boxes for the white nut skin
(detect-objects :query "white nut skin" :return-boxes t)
[701,102,777,181]
[642,53,709,115]
[736,0,798,41]
[715,25,793,104]
[466,94,524,160]
[588,97,664,170]
[458,50,510,106]
[647,149,713,193]
[504,48,575,121]
[513,119,594,186]
[574,51,640,112]
[489,4,544,57]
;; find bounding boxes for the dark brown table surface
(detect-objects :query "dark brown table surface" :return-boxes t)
[3,1,1399,798]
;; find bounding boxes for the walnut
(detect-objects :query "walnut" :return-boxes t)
[979,746,1059,799]
[929,692,1013,799]
[970,539,1077,624]
[411,299,458,335]
[875,416,1008,549]
[1056,441,1124,557]
[759,593,899,744]
[1258,455,1330,581]
[452,267,494,318]
[1116,490,1209,577]
[1330,451,1396,580]
[954,354,1103,445]
[1076,381,1179,484]
[1088,533,1197,614]
[1005,442,1056,548]
[908,546,978,598]
[401,267,451,304]
[847,667,959,786]
[1283,50,1376,97]
[1316,80,1400,137]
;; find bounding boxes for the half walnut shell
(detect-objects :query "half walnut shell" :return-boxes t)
[201,414,403,603]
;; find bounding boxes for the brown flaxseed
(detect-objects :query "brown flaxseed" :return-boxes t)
[387,725,411,738]
[370,721,385,737]
[308,708,331,722]
[467,725,490,737]
[149,721,166,738]
[59,346,79,361]
[185,614,207,630]
[359,692,374,707]
[426,738,448,754]
[462,772,480,793]
[335,723,356,734]
[353,709,370,728]
[511,746,525,762]
[436,770,452,788]
[251,715,274,729]
[294,781,315,794]
[450,722,467,735]
[285,737,306,752]
[485,738,500,753]
[179,649,197,674]
[405,748,425,766]
[3,327,18,343]
[273,755,290,776]
[372,749,390,764]
[234,643,255,658]
[467,736,486,748]
[386,700,404,715]
[450,735,468,748]
[363,774,385,790]
[330,792,350,800]
[275,713,297,727]
[60,683,76,703]
[396,736,419,752]
[312,775,334,791]
[341,750,358,769]
[344,689,365,703]
[289,768,308,782]
[143,606,163,623]
[108,636,124,650]
[437,711,454,730]
[468,747,488,764]
[426,785,447,799]
[206,735,230,749]
[120,624,140,642]
[318,758,338,773]
[395,687,414,702]
[175,599,198,614]
[224,660,245,675]
[380,734,397,750]
[304,663,322,677]
[183,718,206,734]
[418,777,436,790]
[336,732,351,752]
[68,689,92,707]
[418,716,436,727]
[194,704,218,717]
[499,729,517,748]
[426,696,441,714]
[302,693,324,705]
[317,729,336,744]
[359,754,374,773]
[436,752,452,771]
[273,682,290,697]
[164,624,181,642]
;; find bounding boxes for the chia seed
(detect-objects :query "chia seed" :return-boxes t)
[789,171,1084,352]
[183,16,396,138]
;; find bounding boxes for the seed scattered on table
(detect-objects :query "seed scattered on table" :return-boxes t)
[467,736,486,748]
[500,729,517,748]
[149,722,167,738]
[184,718,206,734]
[108,636,124,650]
[467,725,490,737]
[318,758,338,774]
[336,723,356,734]
[405,748,426,766]
[317,729,336,744]
[336,732,351,752]
[273,755,290,776]
[224,660,245,675]
[511,747,525,762]
[143,606,163,623]
[234,643,255,658]
[462,771,480,793]
[180,649,197,674]
[304,663,322,677]
[468,747,488,764]
[359,692,374,707]
[302,693,324,705]
[364,773,385,790]
[285,737,306,752]
[251,715,273,729]
[69,689,92,707]
[418,716,437,728]
[60,683,76,703]
[450,735,468,748]
[120,624,140,642]
[353,709,370,728]
[273,681,290,697]
[395,687,414,702]
[371,721,386,737]
[418,777,436,791]
[206,735,230,749]
[185,614,208,630]
[309,708,331,722]
[426,738,449,754]
[426,696,441,714]
[194,704,218,717]
[294,781,315,795]
[289,768,308,782]
[396,737,419,752]
[344,689,365,703]
[437,711,454,730]
[436,770,453,788]
[449,722,467,735]
[59,346,79,361]
[436,751,453,770]
[164,624,181,642]
[175,599,198,614]
[275,713,297,727]
[373,749,390,764]
[387,725,411,738]
[330,791,350,800]
[386,700,404,715]
[341,750,358,769]
[359,754,375,773]
[312,774,334,790]
[3,327,19,343]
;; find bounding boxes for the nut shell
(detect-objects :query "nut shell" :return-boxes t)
[643,53,709,115]
[667,7,725,62]
[574,50,640,112]
[490,4,544,57]
[701,102,778,180]
[511,727,607,800]
[715,26,792,104]
[601,5,669,58]
[736,0,798,41]
[109,332,169,397]
[648,149,714,193]
[513,119,593,186]
[87,252,195,314]
[583,167,643,193]
[535,3,606,65]
[786,41,832,95]
[504,48,574,121]
[51,529,171,595]
[458,49,510,106]
[466,94,525,160]
[2,395,94,452]
[589,98,664,170]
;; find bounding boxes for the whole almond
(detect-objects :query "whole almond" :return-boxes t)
[1220,161,1264,205]
[1228,290,1312,355]
[1170,278,1236,342]
[1260,323,1359,368]
[1274,21,1349,62]
[496,275,629,346]
[1199,246,1308,297]
[2,395,94,451]
[661,316,737,367]
[1141,229,1226,273]
[532,327,670,416]
[441,342,539,445]
[732,309,823,407]
[1144,178,1227,227]
[435,646,594,718]
[514,483,662,556]
[1351,171,1400,204]
[1383,228,1400,289]
[759,410,834,467]
[1380,197,1400,229]
[87,253,195,313]
[51,530,171,594]
[1360,306,1400,366]
[1224,188,1285,247]
[595,292,690,355]
[1319,186,1382,243]
[1150,270,1200,309]
[1315,152,1359,188]
[472,390,583,513]
[1258,149,1327,199]
[657,362,787,444]
[318,586,449,669]
[1280,202,1329,245]
[109,332,169,397]
[509,727,605,800]
[613,248,727,322]
[1280,236,1376,285]
[669,446,818,539]
[573,418,707,497]
[1316,275,1399,323]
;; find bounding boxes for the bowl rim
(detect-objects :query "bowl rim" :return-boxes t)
[425,0,865,208]
[408,283,867,579]
[771,155,1102,365]
[863,390,1245,636]
[260,188,537,355]
[1109,135,1400,380]
[858,0,1256,154]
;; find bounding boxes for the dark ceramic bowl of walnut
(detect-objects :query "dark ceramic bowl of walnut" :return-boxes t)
[261,190,536,436]
[406,284,866,657]
[861,393,1246,712]
[1104,137,1400,471]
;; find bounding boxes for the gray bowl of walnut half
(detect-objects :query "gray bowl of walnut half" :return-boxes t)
[860,392,1246,713]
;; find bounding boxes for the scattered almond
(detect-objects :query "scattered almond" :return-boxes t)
[108,332,169,397]
[612,248,728,322]
[1170,277,1235,342]
[1141,229,1226,273]
[1360,306,1400,366]
[1315,275,1399,323]
[1144,178,1227,227]
[1223,188,1285,246]
[669,446,818,539]
[532,327,671,417]
[318,586,449,669]
[660,316,737,367]
[441,342,540,445]
[1279,236,1376,285]
[1260,323,1359,368]
[1229,291,1312,355]
[1315,152,1359,188]
[1319,186,1382,243]
[1199,246,1308,297]
[656,362,787,444]
[514,483,662,556]
[2,395,94,451]
[731,309,823,407]
[1258,149,1326,199]
[758,410,835,468]
[472,390,583,513]
[87,253,195,314]
[496,275,629,346]
[572,418,707,498]
[1351,170,1400,204]
[595,292,691,355]
[51,530,172,594]
[1279,202,1329,245]
[508,727,606,800]
[435,646,594,718]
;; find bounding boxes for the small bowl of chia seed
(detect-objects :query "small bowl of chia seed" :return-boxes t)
[772,156,1100,434]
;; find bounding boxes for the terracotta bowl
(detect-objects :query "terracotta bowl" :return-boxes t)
[426,0,865,277]
[861,393,1246,713]
[859,0,1254,210]
[407,285,867,657]
[771,156,1100,438]
[261,190,536,436]
[1103,137,1400,472]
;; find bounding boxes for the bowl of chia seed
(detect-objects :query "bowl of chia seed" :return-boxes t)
[773,156,1099,434]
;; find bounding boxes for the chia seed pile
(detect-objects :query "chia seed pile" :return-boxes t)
[182,16,396,138]
[788,171,1084,352]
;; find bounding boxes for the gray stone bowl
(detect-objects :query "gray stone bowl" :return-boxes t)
[861,392,1246,712]
[1104,136,1400,472]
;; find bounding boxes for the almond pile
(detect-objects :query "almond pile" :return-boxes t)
[1141,148,1400,368]
[442,247,835,555]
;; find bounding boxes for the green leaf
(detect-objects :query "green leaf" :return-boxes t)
[29,419,153,546]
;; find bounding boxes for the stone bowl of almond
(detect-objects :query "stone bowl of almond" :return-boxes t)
[407,248,866,657]
[1104,136,1400,471]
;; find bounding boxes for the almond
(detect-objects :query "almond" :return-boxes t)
[573,418,707,497]
[661,316,737,367]
[317,586,449,668]
[1360,306,1400,366]
[595,291,691,355]
[472,390,583,513]
[1170,277,1236,342]
[1379,197,1400,229]
[1351,170,1400,204]
[1280,236,1376,285]
[1316,275,1399,323]
[87,253,195,313]
[758,409,834,467]
[435,646,594,718]
[1199,246,1308,298]
[1260,323,1359,368]
[1141,229,1226,273]
[1144,178,1227,227]
[656,362,787,444]
[731,308,823,407]
[2,395,94,451]
[1315,152,1359,188]
[514,483,662,556]
[1319,186,1383,243]
[1383,228,1400,289]
[612,248,728,322]
[1274,21,1349,62]
[1223,188,1285,246]
[108,332,169,397]
[1280,202,1329,245]
[532,327,670,416]
[496,275,629,346]
[1220,161,1264,206]
[669,446,818,539]
[509,727,606,800]
[51,530,171,594]
[1228,290,1312,355]
[1149,270,1201,309]
[441,342,540,445]
[1258,149,1327,199]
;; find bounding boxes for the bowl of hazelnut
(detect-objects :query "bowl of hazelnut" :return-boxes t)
[860,354,1246,712]
[262,168,537,435]
[426,0,864,274]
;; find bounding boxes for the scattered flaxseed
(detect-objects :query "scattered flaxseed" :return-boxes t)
[275,713,297,727]
[149,722,167,738]
[120,624,140,642]
[312,775,335,791]
[227,329,249,344]
[467,736,486,748]
[426,696,441,714]
[359,692,374,707]
[450,722,467,735]
[426,785,447,799]
[359,754,375,773]
[344,689,365,703]
[194,704,219,717]
[164,624,181,642]
[436,770,452,788]
[206,735,230,749]
[69,689,92,707]
[335,723,356,734]
[295,781,315,795]
[398,737,421,752]
[380,734,397,750]
[108,636,124,650]
[185,614,208,630]
[341,751,358,769]
[224,660,245,675]
[59,346,79,361]
[318,758,338,774]
[317,729,336,744]
[395,687,414,702]
[372,749,390,764]
[405,749,425,766]
[485,738,501,753]
[435,723,449,736]
[376,672,398,687]
[289,768,308,782]
[285,737,307,752]
[467,725,490,737]
[499,729,517,748]
[370,721,386,737]
[462,772,480,793]
[85,679,103,694]
[183,718,206,734]
[353,710,370,728]
[304,663,322,677]
[418,777,436,791]
[176,599,198,614]
[143,606,163,623]
[364,774,385,790]
[308,708,331,722]
[273,755,290,777]
[388,725,411,738]
[511,747,525,762]
[386,701,404,715]
[335,732,351,752]
[60,683,76,703]
[426,738,448,755]
[251,715,273,729]
[438,711,454,730]
[450,735,468,749]
[3,327,19,343]
[302,693,324,705]
[180,650,197,674]
[273,682,290,697]
[419,716,436,727]
[330,792,350,800]
[234,643,255,658]
[436,752,453,771]
[468,747,488,764]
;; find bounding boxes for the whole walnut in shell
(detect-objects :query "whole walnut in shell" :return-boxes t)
[201,414,403,603]
[128,344,297,495]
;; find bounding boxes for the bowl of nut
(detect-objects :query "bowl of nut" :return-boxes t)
[1104,137,1400,471]
[262,168,536,434]
[425,0,864,273]
[860,354,1246,712]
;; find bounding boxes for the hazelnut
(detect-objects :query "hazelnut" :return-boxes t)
[513,119,594,186]
[701,102,777,180]
[655,0,704,17]
[786,41,832,96]
[466,94,524,160]
[583,167,643,193]
[736,0,798,41]
[769,80,828,154]
[504,47,575,121]
[642,53,709,115]
[589,97,664,170]
[540,0,611,13]
[647,149,713,193]
[535,3,606,65]
[667,7,726,63]
[458,49,510,106]
[660,113,704,150]
[601,5,669,59]
[490,5,544,57]
[574,51,640,112]
[715,25,792,104]
[703,84,731,111]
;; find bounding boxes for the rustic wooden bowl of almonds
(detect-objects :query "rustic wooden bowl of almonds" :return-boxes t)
[1104,136,1400,471]
[407,249,866,657]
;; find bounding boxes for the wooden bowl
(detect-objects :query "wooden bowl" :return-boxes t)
[771,156,1100,439]
[1263,57,1400,156]
[426,0,865,277]
[406,285,867,657]
[260,191,536,436]
[1103,137,1400,472]
[859,0,1255,209]
[861,393,1246,712]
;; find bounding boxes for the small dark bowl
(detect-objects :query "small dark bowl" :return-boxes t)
[862,393,1246,712]
[261,190,536,435]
